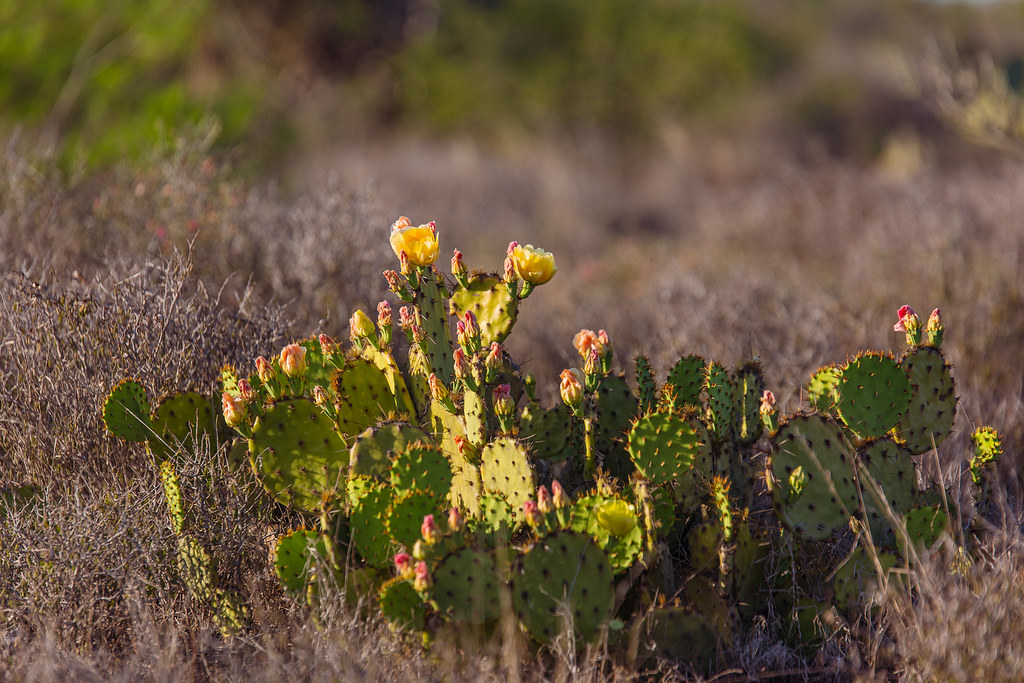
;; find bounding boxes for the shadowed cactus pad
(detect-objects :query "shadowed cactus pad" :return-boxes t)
[512,531,614,643]
[250,398,348,511]
[379,577,428,631]
[102,379,152,442]
[836,352,911,439]
[149,391,218,461]
[896,346,956,455]
[350,481,393,566]
[429,548,503,625]
[857,438,917,537]
[274,528,328,596]
[769,414,860,540]
[806,365,841,413]
[386,490,442,549]
[666,354,706,406]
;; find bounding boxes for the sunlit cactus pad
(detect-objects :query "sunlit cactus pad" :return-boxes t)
[836,352,911,439]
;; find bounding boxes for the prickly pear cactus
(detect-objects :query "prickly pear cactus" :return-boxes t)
[428,548,504,625]
[102,379,152,442]
[896,346,956,454]
[835,352,911,439]
[627,410,707,486]
[480,438,535,510]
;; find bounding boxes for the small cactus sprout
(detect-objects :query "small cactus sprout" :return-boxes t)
[894,304,922,346]
[509,243,557,296]
[413,561,432,592]
[760,389,779,434]
[551,480,569,508]
[279,343,307,378]
[389,216,439,267]
[560,368,585,413]
[523,500,542,527]
[222,391,247,428]
[421,514,441,545]
[926,307,944,347]
[394,552,415,580]
[237,379,254,403]
[537,485,553,514]
[255,356,275,384]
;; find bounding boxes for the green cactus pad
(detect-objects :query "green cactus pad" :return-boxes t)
[627,411,706,486]
[642,606,719,674]
[900,505,948,554]
[159,460,186,534]
[857,438,917,537]
[430,548,503,625]
[570,494,643,573]
[332,357,400,437]
[704,362,735,440]
[833,547,901,613]
[512,531,614,643]
[350,481,394,567]
[475,492,515,535]
[836,352,911,439]
[896,347,957,455]
[102,379,152,442]
[448,273,520,346]
[379,577,428,631]
[299,338,339,398]
[149,391,218,461]
[386,490,442,550]
[211,587,250,636]
[634,354,657,413]
[450,461,483,518]
[729,516,769,617]
[806,364,841,414]
[733,362,764,445]
[665,355,706,406]
[390,442,452,499]
[594,375,637,454]
[250,398,349,512]
[274,528,327,596]
[361,345,418,418]
[220,364,241,398]
[177,534,216,600]
[769,414,860,540]
[350,421,433,480]
[480,438,536,511]
[519,403,573,462]
[688,519,724,573]
[674,425,717,513]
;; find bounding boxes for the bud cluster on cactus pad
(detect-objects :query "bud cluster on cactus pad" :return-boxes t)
[101,223,1005,674]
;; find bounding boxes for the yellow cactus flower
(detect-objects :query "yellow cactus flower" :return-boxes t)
[389,216,440,267]
[349,309,376,339]
[510,243,557,285]
[595,499,637,537]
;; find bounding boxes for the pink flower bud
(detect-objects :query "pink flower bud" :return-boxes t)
[453,347,472,380]
[493,384,514,416]
[399,306,415,331]
[413,561,431,592]
[760,390,776,416]
[383,270,404,292]
[537,485,553,514]
[551,480,569,508]
[893,305,919,332]
[399,250,411,275]
[507,241,519,256]
[222,391,247,427]
[410,324,426,344]
[447,508,464,532]
[428,373,449,402]
[522,500,542,527]
[462,311,479,340]
[421,514,441,544]
[237,379,254,403]
[456,320,467,347]
[377,301,392,327]
[504,256,516,284]
[279,343,307,378]
[485,342,503,372]
[318,333,337,357]
[451,249,467,277]
[559,368,584,409]
[394,552,414,579]
[255,356,275,384]
[584,348,600,375]
[312,385,329,406]
[573,329,605,360]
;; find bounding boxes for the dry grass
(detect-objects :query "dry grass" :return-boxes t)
[1,125,1022,680]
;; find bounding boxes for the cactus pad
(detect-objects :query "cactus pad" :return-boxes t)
[806,364,841,413]
[769,414,860,540]
[570,494,643,572]
[857,438,917,537]
[177,534,216,600]
[211,587,250,635]
[512,531,614,643]
[475,492,515,535]
[250,398,348,511]
[480,438,535,511]
[386,490,442,550]
[833,547,900,613]
[666,355,706,406]
[332,357,400,437]
[448,273,519,346]
[102,379,152,442]
[159,460,186,534]
[900,505,948,554]
[430,548,503,625]
[594,375,637,454]
[350,481,394,567]
[733,362,764,445]
[704,362,735,440]
[835,352,911,439]
[643,606,719,674]
[150,391,218,461]
[627,411,706,486]
[274,528,326,596]
[390,442,452,499]
[896,347,956,455]
[519,404,573,462]
[350,421,432,479]
[379,577,428,631]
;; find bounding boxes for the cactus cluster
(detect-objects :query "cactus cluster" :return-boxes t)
[101,222,1005,672]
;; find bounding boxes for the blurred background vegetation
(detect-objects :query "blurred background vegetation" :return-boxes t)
[5,0,1024,172]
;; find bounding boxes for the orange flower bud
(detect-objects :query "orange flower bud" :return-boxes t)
[279,344,307,378]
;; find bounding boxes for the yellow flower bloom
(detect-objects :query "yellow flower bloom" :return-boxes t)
[389,216,440,267]
[510,244,557,285]
[595,499,637,537]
